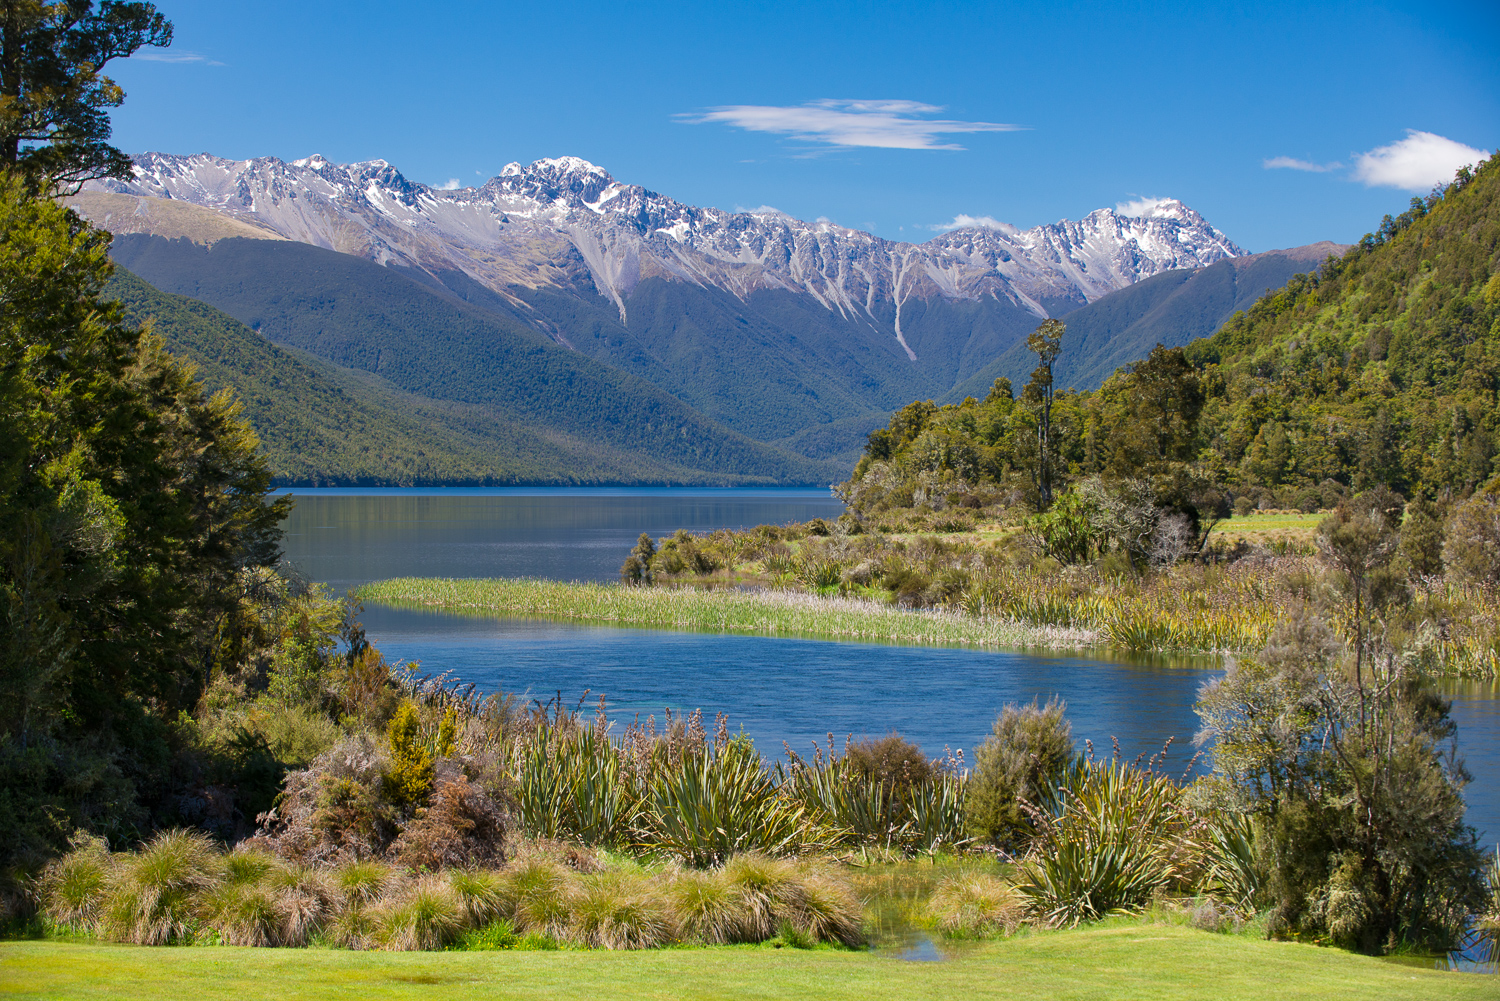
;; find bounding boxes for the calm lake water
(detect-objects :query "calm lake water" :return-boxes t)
[281,488,1498,846]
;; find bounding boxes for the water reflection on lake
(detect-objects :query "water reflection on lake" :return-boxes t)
[279,488,1499,847]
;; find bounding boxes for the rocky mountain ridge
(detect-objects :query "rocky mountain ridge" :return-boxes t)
[88,153,1244,357]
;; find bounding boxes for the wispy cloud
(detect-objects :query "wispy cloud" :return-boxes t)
[924,213,1017,233]
[1353,130,1488,191]
[1263,132,1489,192]
[1263,155,1342,173]
[680,99,1023,151]
[131,50,224,66]
[439,178,462,190]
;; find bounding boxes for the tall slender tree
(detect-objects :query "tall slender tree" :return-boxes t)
[1022,319,1065,506]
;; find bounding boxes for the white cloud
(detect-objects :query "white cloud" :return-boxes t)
[925,214,1017,233]
[439,178,462,190]
[735,204,788,217]
[1114,196,1182,219]
[679,98,1023,150]
[1352,130,1489,191]
[131,50,224,65]
[1263,155,1342,172]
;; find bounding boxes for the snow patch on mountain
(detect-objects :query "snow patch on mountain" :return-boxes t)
[90,153,1244,354]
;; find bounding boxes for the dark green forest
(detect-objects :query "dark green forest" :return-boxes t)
[108,269,827,487]
[107,235,841,486]
[847,154,1500,516]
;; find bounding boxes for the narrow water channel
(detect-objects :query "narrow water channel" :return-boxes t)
[281,489,1500,848]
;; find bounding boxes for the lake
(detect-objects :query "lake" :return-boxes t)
[281,488,1498,846]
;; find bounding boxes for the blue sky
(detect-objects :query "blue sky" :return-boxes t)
[110,0,1498,252]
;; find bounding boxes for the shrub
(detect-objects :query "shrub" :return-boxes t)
[1398,497,1446,579]
[101,829,224,945]
[247,702,339,768]
[928,872,1025,937]
[966,698,1074,849]
[257,734,396,864]
[843,734,933,800]
[1444,492,1500,585]
[394,775,508,869]
[386,701,434,806]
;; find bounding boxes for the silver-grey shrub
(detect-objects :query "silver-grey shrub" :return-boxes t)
[965,697,1074,850]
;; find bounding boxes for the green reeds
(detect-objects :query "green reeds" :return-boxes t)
[356,577,1097,652]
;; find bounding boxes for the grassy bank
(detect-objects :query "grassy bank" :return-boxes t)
[1,926,1484,1001]
[355,577,1101,652]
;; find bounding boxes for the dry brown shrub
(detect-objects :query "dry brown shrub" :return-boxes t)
[392,774,507,870]
[254,734,395,864]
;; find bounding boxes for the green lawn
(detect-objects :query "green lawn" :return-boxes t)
[1,926,1485,1001]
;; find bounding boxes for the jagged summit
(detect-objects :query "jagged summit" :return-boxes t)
[91,151,1243,339]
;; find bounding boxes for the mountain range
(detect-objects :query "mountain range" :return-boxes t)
[71,153,1337,481]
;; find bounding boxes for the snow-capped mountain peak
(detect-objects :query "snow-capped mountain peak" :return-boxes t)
[87,151,1243,344]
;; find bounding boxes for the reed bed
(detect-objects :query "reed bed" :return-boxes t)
[356,577,1101,651]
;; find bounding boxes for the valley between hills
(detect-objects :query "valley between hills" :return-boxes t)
[69,154,1339,486]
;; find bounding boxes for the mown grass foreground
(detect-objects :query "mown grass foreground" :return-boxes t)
[0,927,1483,1001]
[356,577,1100,651]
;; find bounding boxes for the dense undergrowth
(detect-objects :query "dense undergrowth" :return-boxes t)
[602,505,1500,675]
[16,583,1497,959]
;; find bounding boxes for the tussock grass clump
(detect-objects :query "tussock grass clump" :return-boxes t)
[448,868,506,926]
[719,853,802,941]
[35,830,867,952]
[374,876,464,951]
[500,857,577,940]
[332,858,397,908]
[37,834,112,930]
[201,882,282,947]
[780,864,863,946]
[666,869,741,945]
[928,872,1026,937]
[570,873,672,950]
[101,829,224,945]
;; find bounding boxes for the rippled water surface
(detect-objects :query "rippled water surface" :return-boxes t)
[281,488,1499,845]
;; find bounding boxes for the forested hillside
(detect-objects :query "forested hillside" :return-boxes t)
[1188,161,1499,497]
[108,270,797,486]
[844,154,1498,515]
[106,239,842,486]
[945,243,1346,400]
